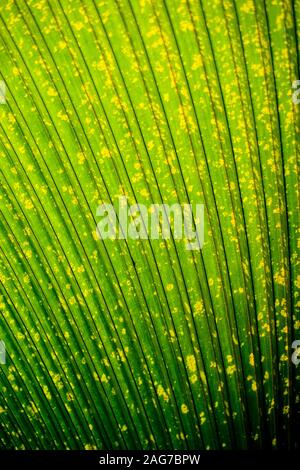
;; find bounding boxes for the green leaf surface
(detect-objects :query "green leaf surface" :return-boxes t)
[0,0,299,450]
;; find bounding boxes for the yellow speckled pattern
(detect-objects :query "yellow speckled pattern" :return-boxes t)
[0,0,299,450]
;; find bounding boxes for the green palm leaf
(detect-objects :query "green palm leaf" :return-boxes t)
[0,0,299,450]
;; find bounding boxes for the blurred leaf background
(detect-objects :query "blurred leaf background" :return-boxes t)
[0,0,299,450]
